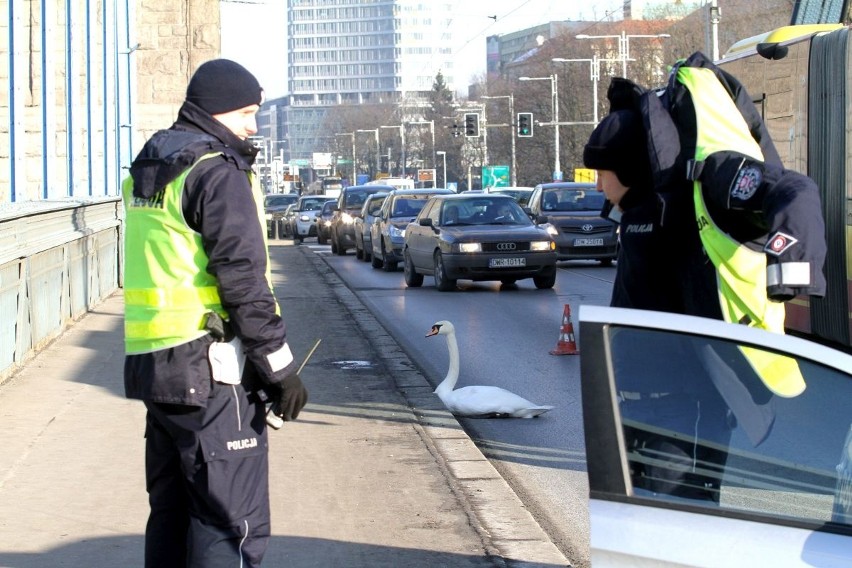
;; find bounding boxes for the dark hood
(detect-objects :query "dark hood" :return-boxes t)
[129,101,259,199]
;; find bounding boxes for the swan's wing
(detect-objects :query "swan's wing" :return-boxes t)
[444,385,551,417]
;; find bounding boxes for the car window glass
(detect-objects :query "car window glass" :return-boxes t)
[367,196,385,216]
[607,325,852,529]
[392,197,425,217]
[530,188,542,212]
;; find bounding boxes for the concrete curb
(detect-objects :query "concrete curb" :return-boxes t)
[303,248,571,567]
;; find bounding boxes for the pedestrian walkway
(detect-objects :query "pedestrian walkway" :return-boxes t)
[0,243,570,567]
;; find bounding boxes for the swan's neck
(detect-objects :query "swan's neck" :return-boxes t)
[435,330,460,395]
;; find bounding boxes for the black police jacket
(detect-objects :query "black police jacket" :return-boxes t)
[124,101,293,406]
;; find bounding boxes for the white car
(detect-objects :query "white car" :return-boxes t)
[292,194,335,243]
[579,306,852,566]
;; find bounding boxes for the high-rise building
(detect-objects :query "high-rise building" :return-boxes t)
[276,0,455,169]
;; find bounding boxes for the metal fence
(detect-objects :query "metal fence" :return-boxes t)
[0,198,122,382]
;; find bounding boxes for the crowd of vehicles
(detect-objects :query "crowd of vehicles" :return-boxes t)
[271,180,601,291]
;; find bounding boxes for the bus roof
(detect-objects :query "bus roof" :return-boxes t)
[722,23,844,60]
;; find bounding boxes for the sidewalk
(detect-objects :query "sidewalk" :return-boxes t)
[0,243,570,568]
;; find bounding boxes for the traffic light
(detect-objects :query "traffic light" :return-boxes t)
[517,112,533,137]
[464,113,480,137]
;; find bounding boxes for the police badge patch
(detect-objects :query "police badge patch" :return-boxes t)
[764,231,799,256]
[730,163,763,203]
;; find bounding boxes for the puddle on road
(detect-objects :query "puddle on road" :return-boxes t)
[330,360,374,370]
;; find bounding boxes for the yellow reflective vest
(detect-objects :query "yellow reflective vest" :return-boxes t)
[122,153,275,354]
[678,66,805,397]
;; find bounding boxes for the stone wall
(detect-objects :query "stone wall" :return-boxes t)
[134,0,221,143]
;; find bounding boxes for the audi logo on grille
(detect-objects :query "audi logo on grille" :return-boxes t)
[581,224,594,232]
[496,242,517,251]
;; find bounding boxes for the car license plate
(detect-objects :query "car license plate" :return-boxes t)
[574,238,604,246]
[489,257,525,268]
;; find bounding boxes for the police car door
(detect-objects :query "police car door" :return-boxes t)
[578,305,852,567]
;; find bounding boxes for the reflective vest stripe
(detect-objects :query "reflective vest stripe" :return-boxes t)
[679,66,806,398]
[123,153,226,353]
[124,286,221,307]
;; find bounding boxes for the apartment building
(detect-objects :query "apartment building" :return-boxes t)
[271,0,455,165]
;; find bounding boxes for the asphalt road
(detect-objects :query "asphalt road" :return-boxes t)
[310,241,616,567]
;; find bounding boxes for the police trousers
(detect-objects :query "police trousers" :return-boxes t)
[144,380,270,568]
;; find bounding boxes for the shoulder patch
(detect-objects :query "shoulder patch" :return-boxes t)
[764,231,798,256]
[730,163,763,203]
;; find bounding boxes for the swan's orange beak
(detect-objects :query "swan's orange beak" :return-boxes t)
[426,325,440,337]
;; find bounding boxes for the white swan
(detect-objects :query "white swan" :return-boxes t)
[426,320,554,418]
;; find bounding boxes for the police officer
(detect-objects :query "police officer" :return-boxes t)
[122,59,308,567]
[582,64,827,501]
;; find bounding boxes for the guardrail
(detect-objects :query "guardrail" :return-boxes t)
[0,198,123,382]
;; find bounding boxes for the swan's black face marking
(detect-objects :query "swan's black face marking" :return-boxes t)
[426,323,442,338]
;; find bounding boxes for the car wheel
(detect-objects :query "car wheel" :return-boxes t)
[355,241,364,260]
[371,247,383,268]
[382,244,397,272]
[403,250,424,287]
[335,236,347,256]
[433,251,456,291]
[533,271,557,289]
[296,234,303,244]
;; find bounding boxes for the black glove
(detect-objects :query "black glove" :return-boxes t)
[269,371,308,422]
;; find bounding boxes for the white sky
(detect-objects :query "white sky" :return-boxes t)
[220,0,625,99]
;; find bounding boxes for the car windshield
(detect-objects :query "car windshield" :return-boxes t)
[441,198,531,226]
[392,197,427,217]
[300,198,328,211]
[265,195,295,208]
[541,188,603,212]
[344,190,373,209]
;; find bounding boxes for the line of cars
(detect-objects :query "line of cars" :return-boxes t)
[268,181,620,291]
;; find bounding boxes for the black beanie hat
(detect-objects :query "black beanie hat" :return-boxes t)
[186,59,263,115]
[583,109,650,188]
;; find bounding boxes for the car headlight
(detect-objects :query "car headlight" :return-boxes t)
[265,213,273,220]
[530,240,554,252]
[543,223,558,237]
[458,242,481,253]
[389,225,404,238]
[299,214,310,221]
[342,212,354,224]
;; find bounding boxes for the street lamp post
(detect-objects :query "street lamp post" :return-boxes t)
[380,125,404,177]
[335,132,356,183]
[436,150,447,188]
[408,120,436,174]
[551,55,621,125]
[575,30,670,79]
[519,74,560,181]
[481,94,517,186]
[356,129,381,178]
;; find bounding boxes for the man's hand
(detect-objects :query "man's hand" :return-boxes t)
[269,372,308,422]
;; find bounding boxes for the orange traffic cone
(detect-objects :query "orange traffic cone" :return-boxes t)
[550,304,579,356]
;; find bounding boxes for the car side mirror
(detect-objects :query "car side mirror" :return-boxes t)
[535,214,549,224]
[419,218,433,227]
